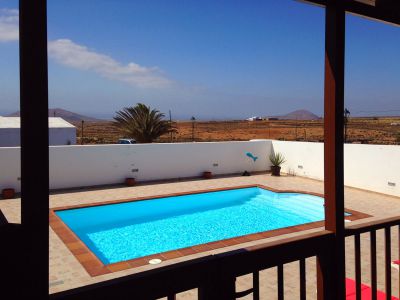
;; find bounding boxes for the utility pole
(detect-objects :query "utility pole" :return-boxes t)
[344,108,350,143]
[81,120,84,145]
[191,116,196,141]
[169,110,173,142]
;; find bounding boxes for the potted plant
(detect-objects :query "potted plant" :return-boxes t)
[2,188,15,199]
[269,152,286,176]
[125,178,136,186]
[203,171,212,179]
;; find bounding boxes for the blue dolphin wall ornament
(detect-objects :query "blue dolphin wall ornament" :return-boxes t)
[246,152,258,162]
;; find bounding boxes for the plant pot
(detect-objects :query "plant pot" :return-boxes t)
[271,166,281,176]
[2,188,15,199]
[203,171,212,179]
[125,178,136,186]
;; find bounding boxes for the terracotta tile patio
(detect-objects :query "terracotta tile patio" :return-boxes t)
[0,174,399,298]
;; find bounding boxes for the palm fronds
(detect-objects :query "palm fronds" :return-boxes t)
[113,103,176,143]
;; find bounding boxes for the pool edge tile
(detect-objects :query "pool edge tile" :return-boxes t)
[49,185,372,277]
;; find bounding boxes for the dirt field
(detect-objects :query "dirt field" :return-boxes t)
[73,117,400,145]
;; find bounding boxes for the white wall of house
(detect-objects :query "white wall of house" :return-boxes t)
[0,141,272,192]
[0,127,76,146]
[272,141,400,197]
[48,127,76,145]
[0,117,76,146]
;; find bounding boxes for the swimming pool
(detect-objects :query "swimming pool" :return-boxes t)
[56,186,327,265]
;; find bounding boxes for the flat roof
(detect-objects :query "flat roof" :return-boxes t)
[0,117,75,129]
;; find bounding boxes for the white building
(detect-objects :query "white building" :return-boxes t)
[0,117,76,147]
[246,116,262,121]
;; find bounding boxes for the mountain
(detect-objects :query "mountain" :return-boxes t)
[7,108,101,122]
[271,109,320,120]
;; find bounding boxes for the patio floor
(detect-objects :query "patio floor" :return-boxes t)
[0,174,399,299]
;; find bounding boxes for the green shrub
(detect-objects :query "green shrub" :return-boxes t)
[269,152,286,167]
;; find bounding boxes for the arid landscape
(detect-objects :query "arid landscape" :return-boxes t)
[9,108,399,145]
[73,117,400,145]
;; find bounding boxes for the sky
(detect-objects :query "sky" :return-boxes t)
[0,0,399,120]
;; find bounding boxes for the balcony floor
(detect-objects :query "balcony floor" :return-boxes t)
[0,174,399,298]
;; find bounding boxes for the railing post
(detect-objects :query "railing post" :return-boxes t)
[317,241,336,300]
[319,0,346,299]
[19,0,49,299]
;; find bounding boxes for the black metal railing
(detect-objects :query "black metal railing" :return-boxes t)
[50,230,334,300]
[345,216,400,300]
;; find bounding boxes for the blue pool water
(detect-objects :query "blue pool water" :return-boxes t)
[56,187,326,265]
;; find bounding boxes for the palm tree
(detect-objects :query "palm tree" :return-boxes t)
[114,103,176,143]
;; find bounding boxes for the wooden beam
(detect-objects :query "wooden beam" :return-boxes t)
[318,1,346,299]
[324,1,346,233]
[298,0,400,26]
[19,0,49,298]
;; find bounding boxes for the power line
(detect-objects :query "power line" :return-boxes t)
[352,109,400,113]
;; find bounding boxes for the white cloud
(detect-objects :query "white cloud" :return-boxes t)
[48,39,172,89]
[0,8,172,89]
[0,8,19,42]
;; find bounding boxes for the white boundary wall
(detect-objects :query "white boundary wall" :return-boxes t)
[272,141,400,197]
[0,147,20,192]
[0,141,272,192]
[0,140,399,197]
